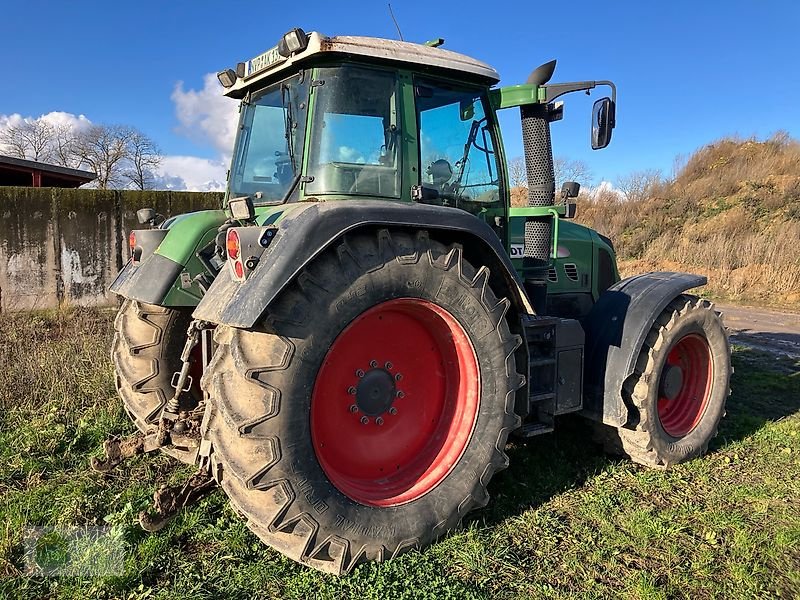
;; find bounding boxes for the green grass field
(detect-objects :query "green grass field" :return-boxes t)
[0,308,798,599]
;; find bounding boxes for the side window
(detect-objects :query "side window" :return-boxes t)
[228,73,309,202]
[416,79,501,212]
[306,66,401,197]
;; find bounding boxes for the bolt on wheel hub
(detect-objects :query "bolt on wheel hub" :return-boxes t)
[355,368,397,416]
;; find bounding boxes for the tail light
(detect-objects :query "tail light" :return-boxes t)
[227,229,245,281]
[129,231,138,263]
[225,226,277,282]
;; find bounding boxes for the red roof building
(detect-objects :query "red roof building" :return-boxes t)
[0,154,96,188]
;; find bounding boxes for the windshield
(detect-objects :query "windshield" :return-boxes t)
[305,66,401,198]
[227,73,309,204]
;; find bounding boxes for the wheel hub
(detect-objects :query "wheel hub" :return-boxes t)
[355,368,397,416]
[659,364,684,401]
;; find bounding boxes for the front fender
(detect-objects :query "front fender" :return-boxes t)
[581,271,707,426]
[110,210,227,306]
[193,200,534,328]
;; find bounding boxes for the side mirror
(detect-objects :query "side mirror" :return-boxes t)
[459,99,475,121]
[591,97,615,150]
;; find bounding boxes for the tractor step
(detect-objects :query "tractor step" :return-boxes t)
[522,316,585,418]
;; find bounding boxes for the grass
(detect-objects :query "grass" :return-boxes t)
[0,308,798,599]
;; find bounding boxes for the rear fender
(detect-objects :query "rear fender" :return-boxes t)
[110,210,227,306]
[581,272,707,426]
[193,200,534,328]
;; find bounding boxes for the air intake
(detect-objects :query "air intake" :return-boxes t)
[564,263,579,282]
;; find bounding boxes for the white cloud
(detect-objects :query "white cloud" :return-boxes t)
[337,146,366,164]
[0,111,93,157]
[39,111,93,132]
[157,155,227,192]
[586,180,624,200]
[171,73,239,156]
[1,73,237,192]
[0,113,24,131]
[0,110,92,133]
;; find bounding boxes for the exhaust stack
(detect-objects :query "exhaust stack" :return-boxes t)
[521,61,557,313]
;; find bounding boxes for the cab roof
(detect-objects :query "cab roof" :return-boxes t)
[223,32,500,98]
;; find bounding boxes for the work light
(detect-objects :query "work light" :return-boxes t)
[278,28,309,57]
[216,69,237,88]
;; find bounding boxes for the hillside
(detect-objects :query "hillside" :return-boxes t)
[574,133,800,308]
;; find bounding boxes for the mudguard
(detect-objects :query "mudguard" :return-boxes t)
[193,200,534,328]
[110,210,227,306]
[581,271,707,426]
[109,252,184,305]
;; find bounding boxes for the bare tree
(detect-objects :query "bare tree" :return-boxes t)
[553,156,592,188]
[123,131,161,190]
[0,125,27,158]
[0,120,54,162]
[74,125,136,188]
[50,123,82,168]
[508,156,528,188]
[616,169,662,202]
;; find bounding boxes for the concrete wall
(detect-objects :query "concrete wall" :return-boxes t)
[0,187,223,311]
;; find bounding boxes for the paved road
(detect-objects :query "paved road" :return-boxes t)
[718,303,800,358]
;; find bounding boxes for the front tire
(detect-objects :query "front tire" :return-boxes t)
[201,230,523,574]
[597,295,731,468]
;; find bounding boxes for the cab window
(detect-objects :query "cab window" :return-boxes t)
[415,78,501,214]
[306,66,401,198]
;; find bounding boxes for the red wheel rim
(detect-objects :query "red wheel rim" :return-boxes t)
[310,298,480,507]
[657,333,713,437]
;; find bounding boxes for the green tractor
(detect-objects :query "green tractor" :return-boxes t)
[97,29,731,574]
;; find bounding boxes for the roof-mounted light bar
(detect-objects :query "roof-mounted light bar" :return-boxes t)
[217,28,308,89]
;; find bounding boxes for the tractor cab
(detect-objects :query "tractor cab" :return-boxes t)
[220,30,507,224]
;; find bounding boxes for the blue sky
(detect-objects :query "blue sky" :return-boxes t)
[1,0,799,187]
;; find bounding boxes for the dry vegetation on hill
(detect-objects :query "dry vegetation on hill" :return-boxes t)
[535,133,800,308]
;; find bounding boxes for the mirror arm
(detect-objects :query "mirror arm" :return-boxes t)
[543,80,616,104]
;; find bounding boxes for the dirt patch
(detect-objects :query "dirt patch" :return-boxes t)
[718,303,800,359]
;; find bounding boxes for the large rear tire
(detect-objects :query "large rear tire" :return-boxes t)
[111,299,201,463]
[201,230,523,574]
[596,295,731,468]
